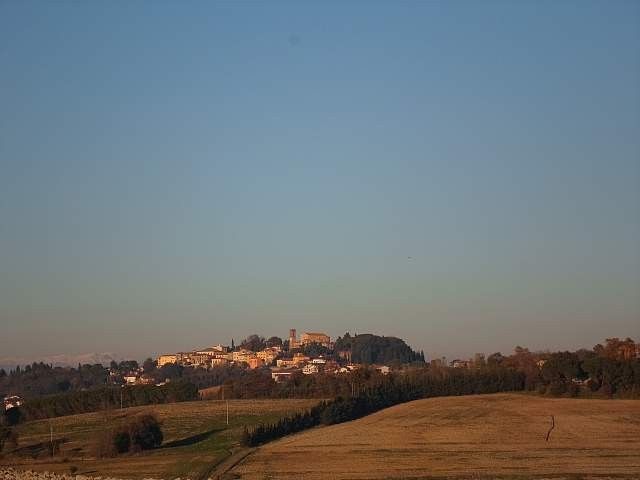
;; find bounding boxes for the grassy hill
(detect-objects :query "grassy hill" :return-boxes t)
[230,393,640,479]
[0,398,318,479]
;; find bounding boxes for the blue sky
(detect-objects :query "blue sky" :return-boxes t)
[1,1,639,360]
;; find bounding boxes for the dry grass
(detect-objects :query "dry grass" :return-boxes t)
[1,398,318,479]
[231,393,640,479]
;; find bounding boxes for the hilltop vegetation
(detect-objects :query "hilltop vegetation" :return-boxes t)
[334,333,425,364]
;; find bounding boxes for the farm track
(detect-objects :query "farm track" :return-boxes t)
[197,447,256,480]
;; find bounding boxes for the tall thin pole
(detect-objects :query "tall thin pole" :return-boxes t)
[226,400,229,426]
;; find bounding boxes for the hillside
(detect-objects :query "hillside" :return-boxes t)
[231,393,640,479]
[1,398,317,479]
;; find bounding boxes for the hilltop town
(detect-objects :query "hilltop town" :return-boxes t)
[153,329,395,385]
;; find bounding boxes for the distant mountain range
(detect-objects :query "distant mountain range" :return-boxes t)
[0,352,122,371]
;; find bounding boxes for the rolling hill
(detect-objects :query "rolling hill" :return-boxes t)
[230,393,640,479]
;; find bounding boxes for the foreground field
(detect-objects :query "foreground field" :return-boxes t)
[0,398,318,479]
[231,393,640,479]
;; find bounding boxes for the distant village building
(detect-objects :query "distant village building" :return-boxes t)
[256,348,279,365]
[232,349,256,364]
[186,353,211,366]
[335,364,360,374]
[450,359,470,369]
[301,332,331,348]
[248,357,265,369]
[276,353,309,368]
[139,374,155,385]
[157,354,178,367]
[3,395,22,411]
[271,369,297,382]
[302,364,320,375]
[195,348,219,357]
[288,329,299,349]
[211,357,230,366]
[276,358,296,368]
[293,353,310,364]
[157,343,235,369]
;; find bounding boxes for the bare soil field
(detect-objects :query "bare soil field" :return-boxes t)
[0,398,318,479]
[230,393,640,480]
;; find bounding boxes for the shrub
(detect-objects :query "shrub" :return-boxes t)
[240,426,250,447]
[4,407,22,426]
[568,383,580,397]
[129,414,163,451]
[0,425,18,452]
[548,381,567,396]
[113,430,131,454]
[100,414,163,456]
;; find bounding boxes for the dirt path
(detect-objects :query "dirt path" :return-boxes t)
[197,447,256,480]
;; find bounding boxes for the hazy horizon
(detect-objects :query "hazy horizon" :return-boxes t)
[0,332,633,370]
[1,1,639,361]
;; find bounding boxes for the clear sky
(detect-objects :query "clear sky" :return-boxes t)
[1,1,639,361]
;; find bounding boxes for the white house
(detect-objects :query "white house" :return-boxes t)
[302,364,320,375]
[3,395,22,411]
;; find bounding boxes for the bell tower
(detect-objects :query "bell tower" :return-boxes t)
[288,329,297,350]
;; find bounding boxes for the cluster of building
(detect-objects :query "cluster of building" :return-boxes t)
[153,328,406,386]
[448,353,486,369]
[157,344,233,368]
[157,343,290,370]
[107,364,159,386]
[155,329,372,381]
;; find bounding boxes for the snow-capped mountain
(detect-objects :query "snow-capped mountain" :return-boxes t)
[0,352,122,371]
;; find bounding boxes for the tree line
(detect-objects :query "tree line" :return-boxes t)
[16,380,198,421]
[0,362,109,398]
[485,337,640,397]
[242,366,525,446]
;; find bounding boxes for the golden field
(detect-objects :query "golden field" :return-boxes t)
[230,393,640,479]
